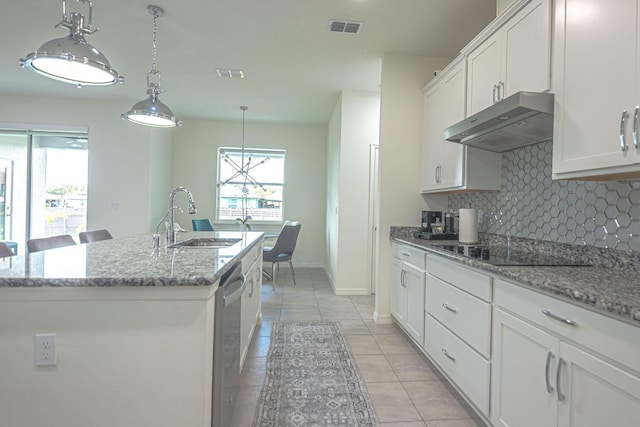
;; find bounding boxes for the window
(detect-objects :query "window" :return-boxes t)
[217,148,285,223]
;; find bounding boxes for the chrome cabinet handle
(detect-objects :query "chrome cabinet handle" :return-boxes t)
[541,309,577,326]
[401,251,412,257]
[545,351,556,394]
[442,303,458,313]
[499,81,505,101]
[400,270,404,287]
[634,106,639,149]
[556,357,566,402]
[620,110,629,151]
[492,84,498,104]
[442,348,456,362]
[435,166,438,183]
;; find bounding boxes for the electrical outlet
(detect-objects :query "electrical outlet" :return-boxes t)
[35,333,57,367]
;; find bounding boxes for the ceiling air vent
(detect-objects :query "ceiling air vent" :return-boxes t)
[216,69,245,78]
[328,20,363,34]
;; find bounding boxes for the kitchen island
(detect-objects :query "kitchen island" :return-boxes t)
[0,231,264,427]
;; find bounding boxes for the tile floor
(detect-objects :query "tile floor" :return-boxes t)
[231,267,485,427]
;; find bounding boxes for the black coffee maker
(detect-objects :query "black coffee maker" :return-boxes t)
[415,210,458,240]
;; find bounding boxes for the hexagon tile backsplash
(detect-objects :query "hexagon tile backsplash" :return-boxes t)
[448,141,640,252]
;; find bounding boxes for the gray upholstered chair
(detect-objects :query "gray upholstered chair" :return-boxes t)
[263,221,301,289]
[27,235,76,253]
[79,229,113,243]
[192,219,215,231]
[0,242,14,258]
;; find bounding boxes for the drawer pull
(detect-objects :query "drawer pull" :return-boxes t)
[620,110,629,152]
[634,106,639,149]
[401,251,412,257]
[442,348,456,362]
[541,309,577,326]
[545,351,555,394]
[556,357,566,402]
[442,303,458,313]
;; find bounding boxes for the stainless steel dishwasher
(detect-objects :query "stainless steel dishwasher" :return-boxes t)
[212,262,246,427]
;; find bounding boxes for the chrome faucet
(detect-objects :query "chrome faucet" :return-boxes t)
[167,186,197,245]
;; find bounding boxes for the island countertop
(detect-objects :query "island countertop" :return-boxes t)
[0,231,264,288]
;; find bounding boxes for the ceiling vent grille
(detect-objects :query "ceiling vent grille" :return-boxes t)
[216,69,245,78]
[328,20,363,34]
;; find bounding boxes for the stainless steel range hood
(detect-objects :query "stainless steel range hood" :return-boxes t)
[444,91,554,153]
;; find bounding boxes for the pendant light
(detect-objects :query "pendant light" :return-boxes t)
[20,0,124,86]
[122,5,181,128]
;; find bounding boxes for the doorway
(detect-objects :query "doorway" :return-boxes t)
[0,129,88,254]
[366,144,380,295]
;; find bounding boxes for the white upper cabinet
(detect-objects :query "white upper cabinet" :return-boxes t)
[422,59,466,191]
[421,58,502,193]
[466,0,552,116]
[552,0,640,179]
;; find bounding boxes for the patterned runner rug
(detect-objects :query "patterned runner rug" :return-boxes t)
[253,321,378,427]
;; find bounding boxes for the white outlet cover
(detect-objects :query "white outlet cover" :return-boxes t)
[35,333,57,367]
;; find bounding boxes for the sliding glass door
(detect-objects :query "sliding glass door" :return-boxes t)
[0,129,88,254]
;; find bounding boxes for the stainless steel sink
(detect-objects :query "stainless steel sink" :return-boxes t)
[168,237,241,249]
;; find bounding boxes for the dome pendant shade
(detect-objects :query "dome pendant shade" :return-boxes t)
[20,3,123,86]
[122,4,181,128]
[121,94,182,128]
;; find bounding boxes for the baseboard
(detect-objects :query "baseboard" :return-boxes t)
[373,312,393,324]
[333,288,372,296]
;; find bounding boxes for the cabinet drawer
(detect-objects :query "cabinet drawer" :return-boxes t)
[425,314,490,415]
[426,275,492,357]
[495,279,640,375]
[427,256,492,301]
[392,243,426,270]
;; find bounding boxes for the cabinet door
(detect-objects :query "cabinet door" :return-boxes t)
[422,60,466,192]
[422,85,443,191]
[491,308,559,427]
[503,0,551,98]
[467,32,502,116]
[390,260,407,324]
[553,0,640,177]
[557,342,640,427]
[438,63,467,189]
[403,263,425,346]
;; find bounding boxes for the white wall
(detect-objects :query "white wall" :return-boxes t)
[171,118,327,267]
[375,55,451,321]
[325,91,380,295]
[0,94,174,237]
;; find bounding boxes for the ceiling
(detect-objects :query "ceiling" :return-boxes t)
[2,0,496,124]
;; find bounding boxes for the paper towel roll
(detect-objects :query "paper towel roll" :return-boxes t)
[458,208,478,244]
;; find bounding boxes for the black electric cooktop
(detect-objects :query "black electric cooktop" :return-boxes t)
[433,244,592,267]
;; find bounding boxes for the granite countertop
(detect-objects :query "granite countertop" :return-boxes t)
[391,228,640,325]
[0,231,263,288]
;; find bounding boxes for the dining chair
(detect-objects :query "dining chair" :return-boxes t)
[192,219,215,231]
[0,242,14,258]
[27,235,76,253]
[263,221,301,290]
[79,229,113,244]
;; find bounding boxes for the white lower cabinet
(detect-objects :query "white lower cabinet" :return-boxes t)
[391,243,426,346]
[389,247,640,426]
[425,314,491,414]
[492,282,640,427]
[424,256,492,417]
[240,247,262,371]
